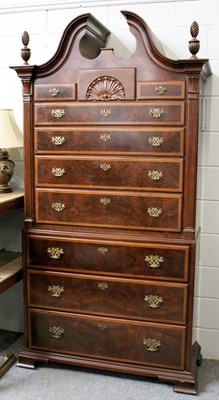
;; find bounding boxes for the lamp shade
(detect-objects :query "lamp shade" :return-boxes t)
[0,109,23,148]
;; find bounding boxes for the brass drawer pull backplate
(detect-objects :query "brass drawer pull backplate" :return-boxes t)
[52,167,65,177]
[51,136,66,145]
[48,285,65,298]
[145,255,164,269]
[51,109,65,119]
[52,203,65,212]
[155,86,166,95]
[143,338,161,352]
[148,136,164,147]
[149,108,164,119]
[49,88,60,97]
[147,207,162,218]
[144,294,163,308]
[47,247,64,259]
[148,170,163,180]
[49,326,65,339]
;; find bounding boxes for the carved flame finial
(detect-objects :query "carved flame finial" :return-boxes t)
[21,31,31,64]
[189,21,200,59]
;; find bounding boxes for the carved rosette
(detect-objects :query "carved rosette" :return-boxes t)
[86,76,125,101]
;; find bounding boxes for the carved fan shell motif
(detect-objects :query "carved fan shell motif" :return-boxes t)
[86,76,125,101]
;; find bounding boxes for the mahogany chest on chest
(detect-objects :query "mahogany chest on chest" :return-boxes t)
[11,11,211,394]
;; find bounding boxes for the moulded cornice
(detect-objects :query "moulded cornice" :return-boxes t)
[122,10,211,77]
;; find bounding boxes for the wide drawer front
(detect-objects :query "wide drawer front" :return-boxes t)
[35,156,183,192]
[35,84,76,101]
[35,189,182,232]
[34,102,185,125]
[27,236,189,282]
[29,309,185,369]
[28,270,187,324]
[35,127,184,156]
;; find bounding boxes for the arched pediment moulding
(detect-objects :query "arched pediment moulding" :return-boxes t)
[18,10,209,86]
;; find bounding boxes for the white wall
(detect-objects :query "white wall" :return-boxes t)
[0,0,218,360]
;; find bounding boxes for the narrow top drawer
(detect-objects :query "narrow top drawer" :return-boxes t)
[137,81,185,100]
[35,84,76,101]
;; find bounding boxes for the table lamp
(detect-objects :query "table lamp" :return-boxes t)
[0,109,23,193]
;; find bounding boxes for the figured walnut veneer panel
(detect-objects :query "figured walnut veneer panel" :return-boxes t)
[29,309,186,370]
[34,102,185,126]
[137,81,185,100]
[35,156,183,192]
[34,127,184,156]
[27,236,189,282]
[35,189,182,232]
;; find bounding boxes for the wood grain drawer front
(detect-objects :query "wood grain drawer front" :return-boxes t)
[35,156,183,192]
[29,310,186,369]
[27,237,189,281]
[35,189,182,232]
[35,127,184,156]
[28,270,187,324]
[34,102,185,126]
[35,84,76,101]
[137,81,185,100]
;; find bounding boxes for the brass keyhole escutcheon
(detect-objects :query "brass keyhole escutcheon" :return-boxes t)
[100,163,111,171]
[100,108,111,117]
[100,133,111,142]
[100,198,111,205]
[98,282,108,290]
[98,247,108,254]
[97,323,107,330]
